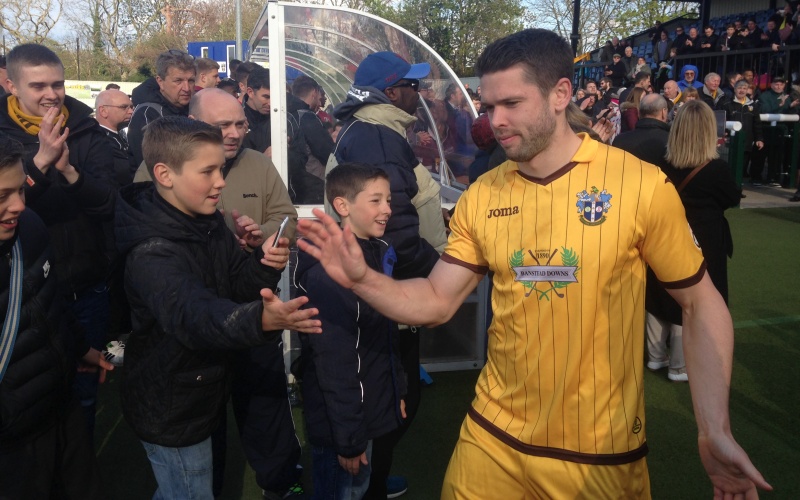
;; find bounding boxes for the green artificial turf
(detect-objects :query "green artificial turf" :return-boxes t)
[94,207,800,499]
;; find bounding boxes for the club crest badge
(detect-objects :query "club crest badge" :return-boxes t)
[576,186,612,226]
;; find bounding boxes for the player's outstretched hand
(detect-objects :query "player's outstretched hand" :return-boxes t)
[698,432,772,499]
[260,288,321,333]
[296,208,368,290]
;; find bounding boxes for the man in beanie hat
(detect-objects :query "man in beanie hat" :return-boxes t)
[330,51,447,499]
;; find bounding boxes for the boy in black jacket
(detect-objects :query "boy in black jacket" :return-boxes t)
[294,163,406,499]
[0,135,112,499]
[114,116,320,499]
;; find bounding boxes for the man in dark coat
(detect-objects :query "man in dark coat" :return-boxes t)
[0,44,116,438]
[127,49,196,166]
[612,93,670,167]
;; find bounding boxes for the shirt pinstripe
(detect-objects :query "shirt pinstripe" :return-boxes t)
[443,134,705,463]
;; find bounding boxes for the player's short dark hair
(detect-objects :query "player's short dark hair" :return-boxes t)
[0,135,24,171]
[291,75,319,98]
[234,62,260,87]
[6,44,63,81]
[475,29,573,97]
[634,72,651,85]
[247,67,270,91]
[143,116,222,178]
[325,163,389,217]
[217,78,238,93]
[105,83,121,90]
[155,49,196,79]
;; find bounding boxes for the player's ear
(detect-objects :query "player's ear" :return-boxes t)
[552,77,573,111]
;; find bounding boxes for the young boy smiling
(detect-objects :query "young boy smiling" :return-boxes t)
[114,116,320,499]
[294,163,406,499]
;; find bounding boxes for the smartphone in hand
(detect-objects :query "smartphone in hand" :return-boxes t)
[272,216,290,248]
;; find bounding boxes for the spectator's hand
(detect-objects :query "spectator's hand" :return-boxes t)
[260,231,290,270]
[442,207,452,236]
[264,146,272,158]
[755,141,764,149]
[400,399,407,419]
[592,117,615,143]
[338,453,368,476]
[232,209,266,248]
[33,107,69,174]
[698,433,772,499]
[772,43,780,51]
[416,131,433,145]
[79,347,115,383]
[260,288,320,333]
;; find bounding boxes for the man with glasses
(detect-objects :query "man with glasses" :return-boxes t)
[95,89,135,186]
[331,51,447,499]
[128,49,196,167]
[677,64,703,91]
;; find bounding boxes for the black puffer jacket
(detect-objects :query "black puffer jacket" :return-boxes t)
[128,77,189,167]
[0,210,81,444]
[0,94,115,295]
[115,183,283,447]
[294,237,406,458]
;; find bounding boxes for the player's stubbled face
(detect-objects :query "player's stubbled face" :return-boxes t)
[480,65,557,163]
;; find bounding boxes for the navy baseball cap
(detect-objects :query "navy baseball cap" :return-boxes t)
[354,52,431,91]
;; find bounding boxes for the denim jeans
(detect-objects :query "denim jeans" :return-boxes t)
[141,437,214,500]
[312,441,372,500]
[70,284,110,441]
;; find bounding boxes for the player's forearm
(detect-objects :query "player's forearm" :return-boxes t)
[351,269,452,327]
[682,291,734,436]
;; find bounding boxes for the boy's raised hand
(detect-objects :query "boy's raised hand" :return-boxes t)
[260,288,321,333]
[296,208,368,290]
[260,230,290,270]
[33,107,69,174]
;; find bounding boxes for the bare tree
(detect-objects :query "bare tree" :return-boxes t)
[0,0,63,44]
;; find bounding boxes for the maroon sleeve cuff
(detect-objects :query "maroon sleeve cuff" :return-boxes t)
[441,252,489,275]
[659,260,706,289]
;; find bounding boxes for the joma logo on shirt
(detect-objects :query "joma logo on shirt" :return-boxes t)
[242,193,258,198]
[486,206,519,218]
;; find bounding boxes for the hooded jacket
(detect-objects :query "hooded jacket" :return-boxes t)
[677,65,704,91]
[294,237,405,457]
[332,86,440,279]
[114,182,282,446]
[0,94,115,295]
[127,77,189,167]
[0,210,83,444]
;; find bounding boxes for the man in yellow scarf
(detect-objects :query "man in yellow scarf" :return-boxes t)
[0,43,115,447]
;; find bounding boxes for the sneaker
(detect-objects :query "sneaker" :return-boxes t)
[751,182,763,187]
[668,371,689,382]
[386,476,408,498]
[789,196,800,202]
[102,340,125,367]
[768,181,781,187]
[646,360,669,371]
[262,482,304,500]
